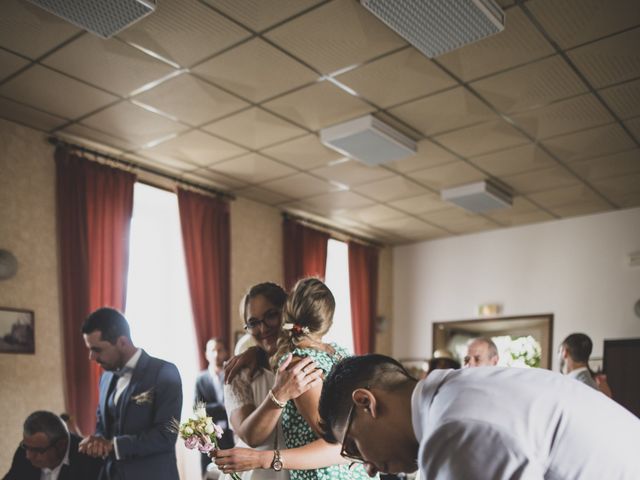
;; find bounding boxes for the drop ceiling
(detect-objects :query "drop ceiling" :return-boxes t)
[1,0,639,244]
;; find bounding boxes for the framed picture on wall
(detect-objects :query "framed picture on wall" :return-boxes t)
[0,307,35,354]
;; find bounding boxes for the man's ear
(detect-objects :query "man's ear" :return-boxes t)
[352,388,378,418]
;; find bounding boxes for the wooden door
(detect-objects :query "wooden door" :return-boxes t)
[603,338,640,418]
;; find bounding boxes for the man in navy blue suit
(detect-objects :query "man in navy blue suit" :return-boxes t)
[80,308,182,480]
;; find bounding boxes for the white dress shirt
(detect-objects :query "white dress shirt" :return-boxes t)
[113,348,142,460]
[40,433,70,480]
[412,367,640,480]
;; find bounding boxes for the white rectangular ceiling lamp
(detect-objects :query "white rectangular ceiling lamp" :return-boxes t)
[360,0,505,58]
[27,0,156,38]
[320,115,417,166]
[442,180,512,213]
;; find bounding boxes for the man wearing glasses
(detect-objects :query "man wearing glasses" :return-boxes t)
[319,354,640,479]
[4,410,101,479]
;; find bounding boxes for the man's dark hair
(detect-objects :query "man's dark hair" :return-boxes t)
[319,354,416,444]
[562,333,593,363]
[81,307,130,344]
[24,411,68,443]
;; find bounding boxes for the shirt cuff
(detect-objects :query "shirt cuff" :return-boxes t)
[113,437,121,460]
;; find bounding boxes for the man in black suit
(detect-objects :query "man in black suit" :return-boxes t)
[4,410,102,480]
[195,337,234,474]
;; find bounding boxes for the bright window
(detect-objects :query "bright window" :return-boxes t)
[323,238,354,354]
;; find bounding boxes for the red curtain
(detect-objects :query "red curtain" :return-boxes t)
[282,217,329,291]
[177,188,230,369]
[56,147,135,434]
[348,242,379,355]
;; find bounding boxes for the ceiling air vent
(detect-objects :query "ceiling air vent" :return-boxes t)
[360,0,505,58]
[27,0,156,39]
[442,180,512,213]
[320,115,417,166]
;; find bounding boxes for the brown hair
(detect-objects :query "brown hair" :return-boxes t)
[239,282,287,324]
[271,277,335,368]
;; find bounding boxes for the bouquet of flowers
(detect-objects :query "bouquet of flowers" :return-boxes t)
[175,403,241,480]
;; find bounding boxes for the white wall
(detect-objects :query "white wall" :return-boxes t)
[393,207,640,369]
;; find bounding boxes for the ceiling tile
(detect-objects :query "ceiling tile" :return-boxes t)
[209,152,296,183]
[0,65,117,119]
[609,190,640,208]
[300,191,376,214]
[568,27,640,89]
[571,149,640,181]
[82,101,188,147]
[203,107,307,149]
[338,204,406,223]
[192,38,318,103]
[0,49,29,81]
[263,81,374,131]
[335,47,457,108]
[420,207,500,234]
[265,0,405,74]
[236,185,292,205]
[261,134,342,170]
[58,123,136,151]
[527,0,640,49]
[433,120,530,157]
[204,0,324,32]
[386,139,459,173]
[542,123,637,162]
[0,0,79,59]
[502,166,580,194]
[600,78,640,120]
[591,172,640,197]
[387,193,450,215]
[261,172,341,198]
[184,167,248,190]
[118,0,250,67]
[510,93,614,140]
[132,73,249,126]
[410,161,486,191]
[528,184,604,208]
[373,216,447,241]
[486,197,555,226]
[388,87,496,136]
[143,130,247,167]
[43,35,176,96]
[134,151,197,171]
[469,143,556,176]
[470,55,588,114]
[310,159,394,187]
[626,116,640,141]
[352,175,430,202]
[436,9,554,81]
[549,199,612,218]
[0,96,66,131]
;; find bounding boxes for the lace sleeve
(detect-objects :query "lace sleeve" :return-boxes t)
[224,369,256,413]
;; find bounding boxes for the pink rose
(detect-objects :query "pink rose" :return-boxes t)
[184,436,200,450]
[198,440,215,453]
[213,423,224,439]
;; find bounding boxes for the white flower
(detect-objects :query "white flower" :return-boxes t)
[204,423,214,435]
[184,426,194,436]
[195,406,207,420]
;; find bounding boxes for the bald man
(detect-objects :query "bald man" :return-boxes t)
[464,337,499,367]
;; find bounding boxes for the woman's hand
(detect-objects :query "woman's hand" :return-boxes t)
[224,346,268,384]
[272,354,323,403]
[212,447,273,473]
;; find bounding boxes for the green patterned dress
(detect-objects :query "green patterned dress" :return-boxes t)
[278,343,375,480]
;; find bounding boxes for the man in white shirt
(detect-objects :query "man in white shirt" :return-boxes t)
[318,354,640,480]
[558,333,598,390]
[464,337,499,367]
[4,410,101,480]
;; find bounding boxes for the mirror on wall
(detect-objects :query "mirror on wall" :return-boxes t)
[432,314,554,369]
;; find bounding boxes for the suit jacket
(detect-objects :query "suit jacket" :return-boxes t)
[194,369,234,449]
[3,433,102,480]
[96,350,182,480]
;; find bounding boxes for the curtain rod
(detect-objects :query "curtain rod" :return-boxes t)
[47,136,235,201]
[283,212,383,248]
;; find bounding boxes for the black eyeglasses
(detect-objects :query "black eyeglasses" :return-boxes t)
[244,309,281,332]
[21,442,54,454]
[340,403,364,467]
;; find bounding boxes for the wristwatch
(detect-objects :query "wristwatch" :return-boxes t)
[271,449,283,471]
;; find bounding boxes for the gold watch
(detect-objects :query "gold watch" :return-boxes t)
[271,449,283,471]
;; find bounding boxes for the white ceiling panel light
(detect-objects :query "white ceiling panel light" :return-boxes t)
[27,0,156,38]
[320,115,417,166]
[360,0,505,58]
[442,179,513,213]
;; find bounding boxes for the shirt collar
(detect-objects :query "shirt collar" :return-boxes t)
[41,432,70,475]
[125,348,142,371]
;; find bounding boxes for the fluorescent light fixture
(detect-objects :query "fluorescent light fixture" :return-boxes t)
[441,180,512,213]
[360,0,505,58]
[27,0,156,38]
[320,115,417,166]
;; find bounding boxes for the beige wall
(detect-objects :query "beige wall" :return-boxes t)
[0,119,65,469]
[375,246,393,355]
